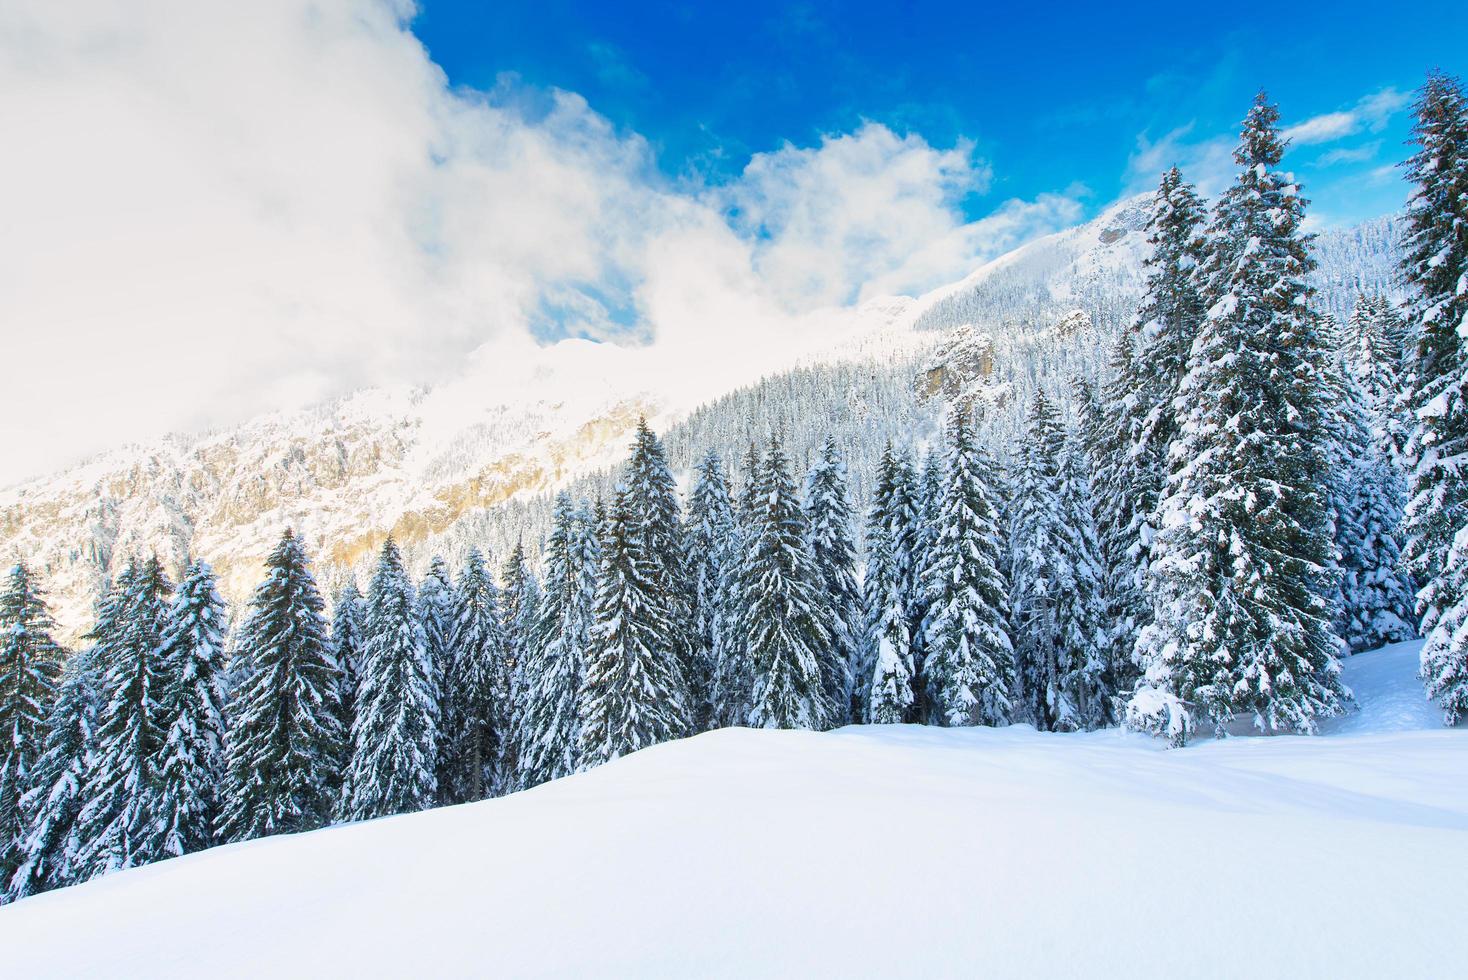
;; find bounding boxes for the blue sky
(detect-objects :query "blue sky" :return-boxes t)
[414,0,1468,227]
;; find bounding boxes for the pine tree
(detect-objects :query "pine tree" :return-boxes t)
[219,530,343,841]
[344,539,439,820]
[860,443,919,723]
[329,581,366,761]
[499,542,539,779]
[9,648,96,901]
[76,555,172,877]
[0,563,63,895]
[1094,168,1210,695]
[1051,433,1111,729]
[578,489,690,767]
[1131,94,1347,743]
[741,437,833,730]
[921,406,1016,727]
[688,452,738,730]
[516,494,595,789]
[153,559,228,857]
[1343,293,1411,465]
[622,419,697,723]
[441,549,506,802]
[1399,72,1468,723]
[417,557,458,803]
[803,437,862,723]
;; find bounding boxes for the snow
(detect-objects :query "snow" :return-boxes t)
[1,641,1462,977]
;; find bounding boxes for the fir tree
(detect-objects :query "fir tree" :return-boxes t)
[803,437,862,723]
[499,542,539,779]
[1094,168,1210,693]
[417,557,458,803]
[741,437,832,730]
[921,407,1016,727]
[622,419,697,723]
[8,649,96,901]
[0,563,63,895]
[1131,94,1347,742]
[442,549,506,802]
[76,555,172,877]
[578,489,690,767]
[1051,433,1111,729]
[860,443,919,723]
[329,581,366,761]
[688,451,738,730]
[153,559,228,857]
[345,539,439,820]
[516,494,595,789]
[219,531,343,841]
[1343,293,1411,464]
[1399,72,1468,723]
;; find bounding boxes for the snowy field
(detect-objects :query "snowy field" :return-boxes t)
[2,640,1462,979]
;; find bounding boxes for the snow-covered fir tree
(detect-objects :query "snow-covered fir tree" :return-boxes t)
[688,451,738,729]
[1400,72,1468,724]
[1093,168,1210,692]
[1050,431,1111,729]
[219,530,343,842]
[516,493,595,789]
[1009,391,1067,728]
[578,489,690,767]
[622,419,697,723]
[740,436,833,730]
[441,549,506,802]
[8,648,96,901]
[329,581,366,764]
[803,437,861,723]
[0,563,63,896]
[921,406,1015,727]
[417,556,458,803]
[344,538,439,820]
[499,542,540,777]
[76,555,172,878]
[153,559,228,857]
[860,443,920,723]
[1343,293,1411,464]
[1131,94,1347,743]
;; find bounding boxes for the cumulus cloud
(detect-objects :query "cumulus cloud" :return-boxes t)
[0,0,1080,486]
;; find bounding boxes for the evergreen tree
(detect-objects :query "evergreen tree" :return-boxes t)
[499,542,539,779]
[219,530,343,841]
[1094,168,1210,694]
[153,559,228,857]
[442,549,506,802]
[329,581,366,762]
[418,557,458,700]
[9,648,96,901]
[921,407,1016,727]
[1131,94,1347,743]
[860,444,919,723]
[1399,72,1468,723]
[741,437,833,730]
[688,451,738,730]
[803,437,862,723]
[1343,293,1411,464]
[1051,433,1111,729]
[516,494,594,789]
[622,419,697,722]
[0,563,63,895]
[1009,391,1068,730]
[76,555,172,877]
[344,539,439,820]
[578,489,690,767]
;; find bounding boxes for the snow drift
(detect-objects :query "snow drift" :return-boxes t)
[1,641,1462,978]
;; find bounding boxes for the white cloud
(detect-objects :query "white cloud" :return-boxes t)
[1125,123,1236,198]
[0,0,1082,486]
[1282,87,1409,146]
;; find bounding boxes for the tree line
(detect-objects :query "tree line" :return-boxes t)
[2,76,1465,904]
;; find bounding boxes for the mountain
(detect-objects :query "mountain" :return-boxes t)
[0,196,1405,643]
[1,641,1460,978]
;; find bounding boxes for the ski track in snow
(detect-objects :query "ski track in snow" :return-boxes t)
[1,641,1462,979]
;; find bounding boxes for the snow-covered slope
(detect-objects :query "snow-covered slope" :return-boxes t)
[2,642,1460,978]
[0,198,1405,642]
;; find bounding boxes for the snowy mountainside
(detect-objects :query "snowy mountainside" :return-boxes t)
[1,641,1460,978]
[0,199,1405,642]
